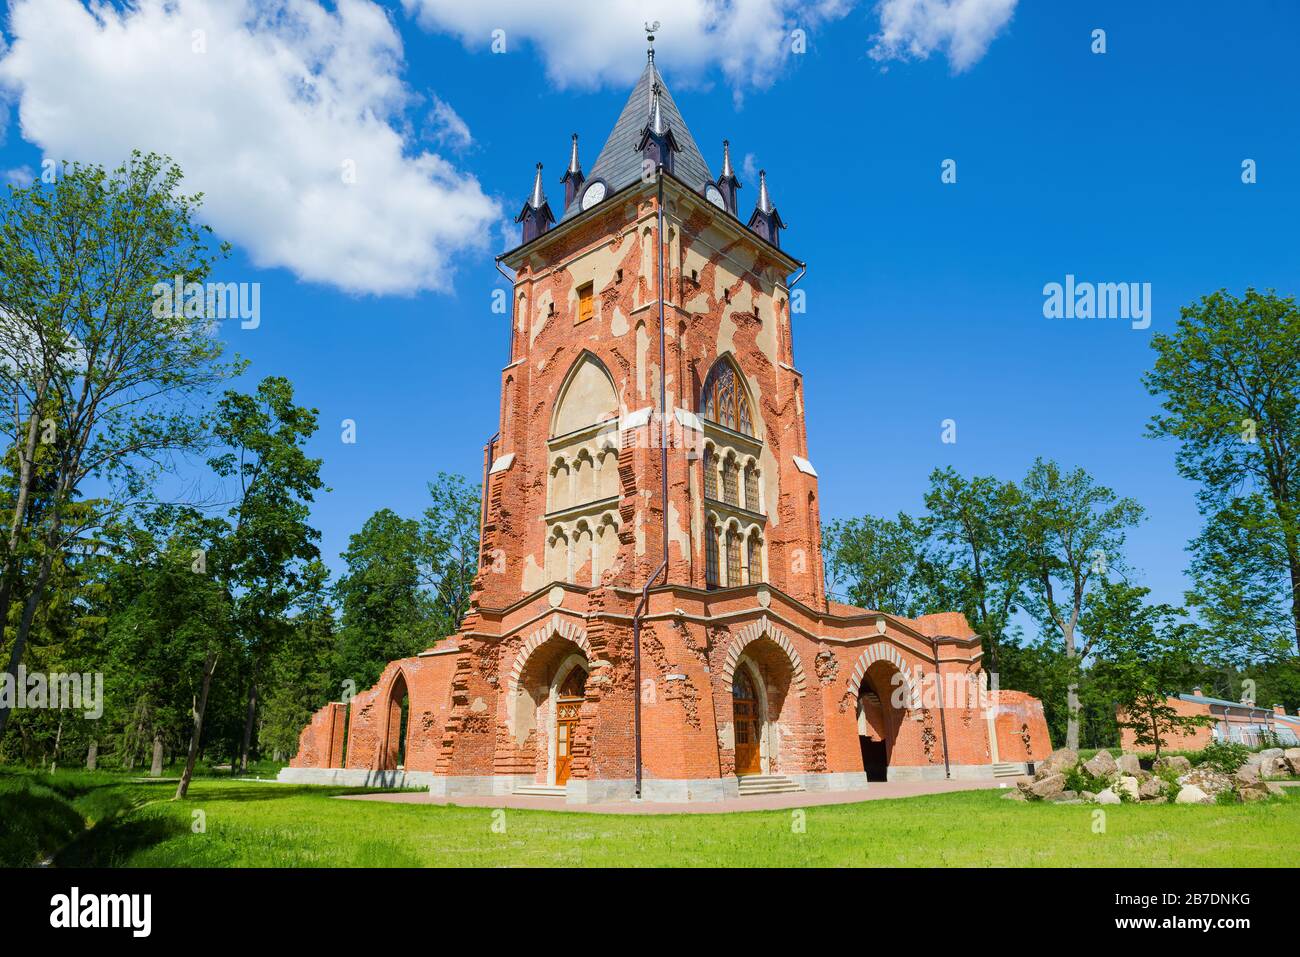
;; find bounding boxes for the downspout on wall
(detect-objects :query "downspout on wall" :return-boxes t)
[631,168,671,800]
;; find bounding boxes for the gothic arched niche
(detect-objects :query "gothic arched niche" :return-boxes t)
[700,355,754,436]
[551,352,619,438]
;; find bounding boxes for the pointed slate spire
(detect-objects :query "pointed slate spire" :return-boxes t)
[747,169,786,248]
[637,79,680,175]
[717,139,741,214]
[560,133,585,210]
[515,162,555,244]
[561,52,713,222]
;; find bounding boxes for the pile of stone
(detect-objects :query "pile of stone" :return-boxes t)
[1004,746,1298,806]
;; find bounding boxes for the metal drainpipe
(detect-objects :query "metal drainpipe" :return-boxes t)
[932,636,952,780]
[631,168,671,800]
[495,256,515,363]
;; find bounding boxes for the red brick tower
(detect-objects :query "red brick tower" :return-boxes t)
[283,45,1050,802]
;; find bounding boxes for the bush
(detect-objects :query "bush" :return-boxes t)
[1195,741,1250,774]
[1064,763,1110,795]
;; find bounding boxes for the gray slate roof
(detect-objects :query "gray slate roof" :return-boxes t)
[560,58,714,222]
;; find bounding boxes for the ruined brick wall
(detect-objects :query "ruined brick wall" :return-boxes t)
[993,690,1053,762]
[289,701,347,768]
[343,652,459,771]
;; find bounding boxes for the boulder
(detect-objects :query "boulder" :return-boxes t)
[1261,756,1291,778]
[1001,789,1027,801]
[1138,777,1165,801]
[1284,748,1300,774]
[1258,747,1283,761]
[1035,748,1078,780]
[1238,783,1271,802]
[1178,768,1233,795]
[1115,775,1141,800]
[1081,790,1098,803]
[1029,772,1067,801]
[1116,753,1142,776]
[1175,784,1212,805]
[1051,790,1079,803]
[1265,781,1285,796]
[1083,750,1119,779]
[1234,763,1261,786]
[1154,755,1192,774]
[1095,787,1121,805]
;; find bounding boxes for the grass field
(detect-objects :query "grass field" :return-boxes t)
[3,769,1298,867]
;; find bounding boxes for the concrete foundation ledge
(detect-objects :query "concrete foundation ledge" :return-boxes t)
[276,767,442,789]
[886,763,996,782]
[789,771,870,792]
[637,776,741,803]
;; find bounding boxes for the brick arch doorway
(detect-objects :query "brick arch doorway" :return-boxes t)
[379,670,410,771]
[856,662,905,782]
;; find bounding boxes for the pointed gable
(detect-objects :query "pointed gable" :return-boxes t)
[560,59,713,222]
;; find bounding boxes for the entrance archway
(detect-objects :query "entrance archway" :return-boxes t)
[509,621,594,787]
[855,661,907,781]
[380,671,410,771]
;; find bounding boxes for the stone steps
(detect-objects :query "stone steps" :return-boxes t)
[513,785,567,798]
[737,774,805,796]
[993,762,1027,778]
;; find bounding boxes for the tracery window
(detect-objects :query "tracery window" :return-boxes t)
[744,463,759,511]
[746,533,761,584]
[722,458,739,506]
[705,518,719,589]
[726,528,741,586]
[704,446,718,499]
[701,358,754,436]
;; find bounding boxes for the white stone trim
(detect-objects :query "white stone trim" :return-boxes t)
[508,614,594,694]
[720,615,808,697]
[488,452,515,475]
[792,455,818,477]
[848,643,920,709]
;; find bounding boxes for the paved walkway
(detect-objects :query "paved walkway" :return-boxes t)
[337,776,1021,815]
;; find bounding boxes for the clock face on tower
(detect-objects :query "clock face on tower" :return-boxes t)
[580,179,607,210]
[704,183,726,210]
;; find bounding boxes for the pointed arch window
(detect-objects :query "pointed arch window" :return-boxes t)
[722,457,739,506]
[703,445,718,500]
[701,358,754,436]
[726,527,741,586]
[746,532,761,585]
[705,518,720,589]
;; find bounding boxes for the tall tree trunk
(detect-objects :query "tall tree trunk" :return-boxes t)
[239,677,258,773]
[175,650,218,800]
[0,382,51,655]
[0,548,57,742]
[49,717,63,772]
[86,738,98,771]
[149,732,164,777]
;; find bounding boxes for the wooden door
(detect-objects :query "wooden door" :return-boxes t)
[555,668,587,786]
[732,669,762,776]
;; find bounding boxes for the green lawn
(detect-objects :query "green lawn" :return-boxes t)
[3,769,1298,867]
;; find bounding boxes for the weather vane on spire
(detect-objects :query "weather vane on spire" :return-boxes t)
[645,21,660,61]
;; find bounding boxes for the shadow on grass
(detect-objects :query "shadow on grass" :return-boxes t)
[53,812,190,868]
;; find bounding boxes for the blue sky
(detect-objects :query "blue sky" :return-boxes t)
[2,0,1297,620]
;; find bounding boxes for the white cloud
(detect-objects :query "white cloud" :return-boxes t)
[0,0,500,296]
[869,0,1017,73]
[428,94,472,150]
[400,0,853,92]
[4,166,34,187]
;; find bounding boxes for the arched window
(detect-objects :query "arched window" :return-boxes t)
[744,462,759,512]
[701,357,754,436]
[722,456,738,506]
[746,533,761,584]
[703,446,718,500]
[726,527,741,586]
[705,518,719,589]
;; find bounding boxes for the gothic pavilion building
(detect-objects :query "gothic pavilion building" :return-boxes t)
[282,49,1051,802]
